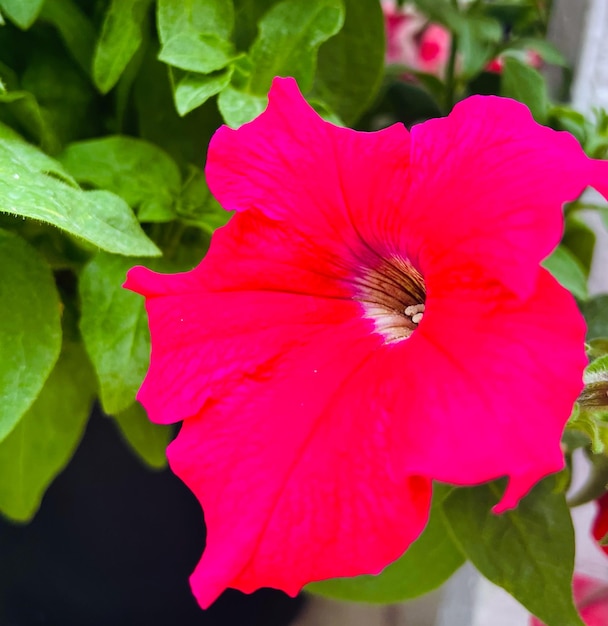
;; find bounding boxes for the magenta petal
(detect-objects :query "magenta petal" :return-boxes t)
[126,265,361,424]
[406,96,605,298]
[206,77,412,252]
[388,268,586,511]
[167,322,431,607]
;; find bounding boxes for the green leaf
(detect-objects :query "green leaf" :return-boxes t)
[133,50,224,166]
[385,81,442,126]
[508,38,568,67]
[0,0,44,29]
[93,0,152,94]
[217,84,267,127]
[0,340,95,522]
[410,0,464,32]
[79,253,153,415]
[172,67,234,116]
[587,338,608,360]
[159,32,239,74]
[562,215,596,277]
[177,165,232,232]
[59,136,181,222]
[157,0,234,43]
[306,485,464,602]
[549,106,587,144]
[584,353,608,384]
[38,0,96,76]
[501,56,548,123]
[248,0,345,94]
[458,16,502,77]
[565,403,603,455]
[311,0,384,125]
[113,403,171,470]
[581,295,608,341]
[20,50,98,150]
[0,134,160,256]
[0,121,74,181]
[0,229,61,442]
[541,245,588,300]
[0,88,61,154]
[442,478,584,626]
[233,0,278,51]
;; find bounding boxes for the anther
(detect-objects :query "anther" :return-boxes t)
[411,312,423,324]
[404,304,425,317]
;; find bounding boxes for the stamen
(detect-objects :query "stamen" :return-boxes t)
[411,312,424,324]
[405,303,425,325]
[404,304,425,317]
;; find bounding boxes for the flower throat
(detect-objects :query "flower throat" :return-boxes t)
[353,257,426,344]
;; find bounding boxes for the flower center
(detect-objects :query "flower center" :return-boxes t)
[352,257,426,344]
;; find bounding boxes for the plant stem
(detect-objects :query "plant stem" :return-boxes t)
[444,33,459,111]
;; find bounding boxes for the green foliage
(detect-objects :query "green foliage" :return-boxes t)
[562,215,596,277]
[0,0,44,29]
[542,245,588,301]
[38,0,96,76]
[0,128,160,256]
[59,136,181,222]
[306,485,464,602]
[442,478,584,626]
[176,165,232,233]
[172,67,234,116]
[157,0,235,42]
[312,0,385,125]
[93,0,153,94]
[248,0,344,94]
[501,56,548,122]
[0,340,95,522]
[218,0,344,126]
[113,403,172,470]
[0,229,62,442]
[79,253,153,416]
[581,295,608,341]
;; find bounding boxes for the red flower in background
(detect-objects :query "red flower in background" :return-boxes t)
[126,78,608,608]
[487,50,543,74]
[593,492,608,554]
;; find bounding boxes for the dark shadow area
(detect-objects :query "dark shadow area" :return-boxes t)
[0,408,305,626]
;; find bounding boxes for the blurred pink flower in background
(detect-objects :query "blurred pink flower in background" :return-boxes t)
[382,0,451,75]
[382,1,542,78]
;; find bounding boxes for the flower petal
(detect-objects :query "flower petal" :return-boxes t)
[385,268,586,511]
[125,263,362,424]
[167,321,432,608]
[406,96,608,297]
[205,77,412,252]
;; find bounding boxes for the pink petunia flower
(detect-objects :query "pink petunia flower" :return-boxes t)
[417,23,451,74]
[530,574,608,626]
[125,78,608,608]
[382,0,451,75]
